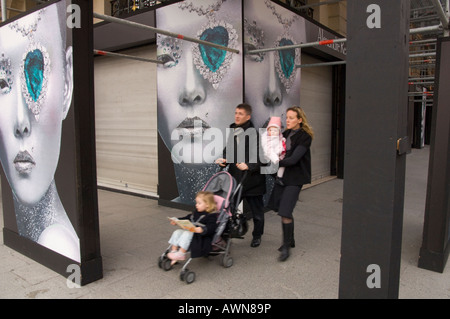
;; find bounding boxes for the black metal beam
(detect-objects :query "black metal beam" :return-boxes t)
[339,0,410,299]
[418,37,450,273]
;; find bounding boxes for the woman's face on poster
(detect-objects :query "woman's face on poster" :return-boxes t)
[0,7,71,206]
[157,0,242,166]
[244,0,306,129]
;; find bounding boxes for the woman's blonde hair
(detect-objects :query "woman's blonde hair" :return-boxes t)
[287,106,314,139]
[196,191,217,213]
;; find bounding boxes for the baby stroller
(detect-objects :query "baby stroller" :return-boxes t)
[158,170,248,284]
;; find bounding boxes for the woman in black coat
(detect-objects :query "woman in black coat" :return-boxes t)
[269,107,314,261]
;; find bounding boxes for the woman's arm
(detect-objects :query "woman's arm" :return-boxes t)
[279,145,308,167]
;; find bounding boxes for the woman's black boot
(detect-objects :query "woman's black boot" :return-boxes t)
[279,223,294,262]
[291,219,296,248]
[278,219,295,251]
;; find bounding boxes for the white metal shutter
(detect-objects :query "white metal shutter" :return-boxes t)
[93,48,333,196]
[300,54,334,184]
[94,45,158,197]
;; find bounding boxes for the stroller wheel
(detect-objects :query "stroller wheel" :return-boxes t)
[180,269,196,284]
[162,258,173,271]
[158,256,168,269]
[185,271,196,284]
[180,269,187,281]
[222,256,233,268]
[158,257,163,269]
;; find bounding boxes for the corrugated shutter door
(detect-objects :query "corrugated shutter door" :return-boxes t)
[94,45,158,197]
[300,54,333,184]
[93,48,333,195]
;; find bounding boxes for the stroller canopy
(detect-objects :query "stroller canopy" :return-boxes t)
[203,171,236,210]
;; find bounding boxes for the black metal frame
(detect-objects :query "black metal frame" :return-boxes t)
[110,0,165,17]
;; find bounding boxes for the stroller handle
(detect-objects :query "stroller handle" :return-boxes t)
[218,164,248,184]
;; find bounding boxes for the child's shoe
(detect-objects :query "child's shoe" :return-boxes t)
[167,250,178,260]
[168,251,186,261]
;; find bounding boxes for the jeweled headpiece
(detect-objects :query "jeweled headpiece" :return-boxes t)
[157,36,183,68]
[9,9,50,121]
[177,0,239,89]
[0,53,13,94]
[264,0,300,93]
[244,18,265,62]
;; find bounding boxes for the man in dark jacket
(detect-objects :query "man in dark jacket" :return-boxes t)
[216,104,266,247]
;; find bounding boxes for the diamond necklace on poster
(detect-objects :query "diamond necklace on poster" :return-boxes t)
[9,9,51,122]
[263,0,300,93]
[178,0,239,89]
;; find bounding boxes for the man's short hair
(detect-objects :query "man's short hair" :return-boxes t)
[236,103,252,116]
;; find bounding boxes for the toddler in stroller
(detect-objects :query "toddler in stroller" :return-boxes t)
[158,171,245,284]
[167,191,218,265]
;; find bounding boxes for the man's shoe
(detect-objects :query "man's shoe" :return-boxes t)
[250,238,261,247]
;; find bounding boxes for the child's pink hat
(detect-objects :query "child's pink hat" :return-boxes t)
[267,117,282,130]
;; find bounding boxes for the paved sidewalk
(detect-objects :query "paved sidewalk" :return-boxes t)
[0,146,449,299]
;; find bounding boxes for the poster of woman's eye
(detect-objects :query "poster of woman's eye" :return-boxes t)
[1,1,102,284]
[0,0,80,262]
[156,0,243,205]
[156,0,308,207]
[244,0,305,130]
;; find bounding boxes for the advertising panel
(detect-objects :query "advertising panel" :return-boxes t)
[156,0,243,205]
[0,0,102,285]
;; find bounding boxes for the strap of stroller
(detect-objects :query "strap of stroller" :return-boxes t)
[191,214,206,227]
[234,183,242,195]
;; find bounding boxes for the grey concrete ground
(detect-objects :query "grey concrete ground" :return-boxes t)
[0,146,449,299]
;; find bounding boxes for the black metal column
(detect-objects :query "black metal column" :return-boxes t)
[418,37,450,273]
[339,0,410,298]
[72,0,103,285]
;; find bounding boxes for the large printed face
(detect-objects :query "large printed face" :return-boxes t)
[0,6,72,206]
[244,0,306,129]
[157,0,242,166]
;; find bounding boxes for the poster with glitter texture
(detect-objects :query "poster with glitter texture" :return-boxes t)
[156,0,243,206]
[0,0,102,285]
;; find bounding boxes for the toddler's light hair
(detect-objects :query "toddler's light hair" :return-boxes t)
[196,191,217,213]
